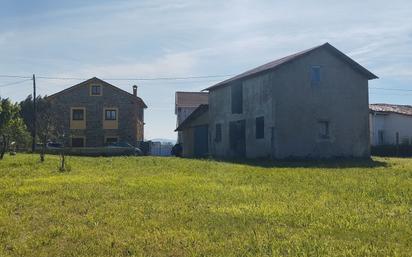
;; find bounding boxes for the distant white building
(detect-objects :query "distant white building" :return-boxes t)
[370,104,412,146]
[149,141,174,156]
[175,91,208,143]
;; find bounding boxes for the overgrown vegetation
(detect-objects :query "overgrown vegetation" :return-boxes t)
[0,97,31,158]
[20,95,68,164]
[0,154,411,256]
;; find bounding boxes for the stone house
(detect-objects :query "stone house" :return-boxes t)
[175,91,208,143]
[370,104,412,146]
[177,43,378,159]
[47,77,147,147]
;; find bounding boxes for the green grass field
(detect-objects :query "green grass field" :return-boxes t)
[0,154,411,257]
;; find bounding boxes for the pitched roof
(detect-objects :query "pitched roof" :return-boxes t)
[175,91,208,108]
[47,77,147,108]
[370,103,412,116]
[204,42,378,91]
[175,104,209,131]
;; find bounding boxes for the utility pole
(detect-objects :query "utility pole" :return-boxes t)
[31,74,36,152]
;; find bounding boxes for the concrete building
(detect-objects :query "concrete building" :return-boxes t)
[47,77,147,147]
[177,43,378,159]
[175,91,208,143]
[370,104,412,146]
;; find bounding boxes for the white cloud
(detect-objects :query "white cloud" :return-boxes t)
[80,52,197,78]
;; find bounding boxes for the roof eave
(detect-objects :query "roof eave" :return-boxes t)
[175,104,208,131]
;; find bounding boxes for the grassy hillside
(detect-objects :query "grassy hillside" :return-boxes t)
[0,154,411,257]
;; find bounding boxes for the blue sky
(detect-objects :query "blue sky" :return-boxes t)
[1,0,411,140]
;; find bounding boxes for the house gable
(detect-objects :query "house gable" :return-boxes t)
[204,43,378,92]
[48,77,147,108]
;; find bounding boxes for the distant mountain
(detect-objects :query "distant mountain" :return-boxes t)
[149,138,177,144]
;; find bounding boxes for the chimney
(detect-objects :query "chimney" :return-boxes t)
[132,85,137,96]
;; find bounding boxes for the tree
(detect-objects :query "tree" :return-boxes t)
[0,97,30,159]
[21,95,50,161]
[37,98,53,162]
[48,101,69,171]
[19,95,35,139]
[20,95,69,168]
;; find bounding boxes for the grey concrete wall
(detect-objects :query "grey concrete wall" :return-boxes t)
[50,80,145,147]
[370,113,412,145]
[181,128,194,157]
[209,73,274,158]
[209,47,371,159]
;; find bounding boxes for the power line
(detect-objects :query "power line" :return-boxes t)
[0,78,32,88]
[0,73,234,83]
[107,74,234,81]
[35,74,235,81]
[0,73,411,94]
[35,76,84,81]
[0,75,32,79]
[370,93,412,97]
[369,87,412,92]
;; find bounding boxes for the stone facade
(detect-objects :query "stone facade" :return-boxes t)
[48,77,146,147]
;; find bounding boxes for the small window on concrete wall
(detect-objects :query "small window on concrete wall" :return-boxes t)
[318,120,330,139]
[231,83,243,114]
[215,123,222,143]
[311,66,321,86]
[256,116,264,139]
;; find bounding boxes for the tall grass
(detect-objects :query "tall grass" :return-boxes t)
[0,154,411,256]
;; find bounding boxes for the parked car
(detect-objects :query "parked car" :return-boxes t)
[105,142,143,156]
[46,142,63,149]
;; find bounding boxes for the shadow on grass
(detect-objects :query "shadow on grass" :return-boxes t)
[211,157,388,169]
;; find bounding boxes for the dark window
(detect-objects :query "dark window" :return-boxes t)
[229,120,246,157]
[378,130,384,145]
[215,123,222,142]
[194,125,209,157]
[231,83,243,114]
[318,120,330,139]
[72,109,84,120]
[91,85,101,95]
[396,132,399,145]
[311,66,321,86]
[105,109,117,120]
[71,137,84,147]
[106,137,118,144]
[256,116,264,139]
